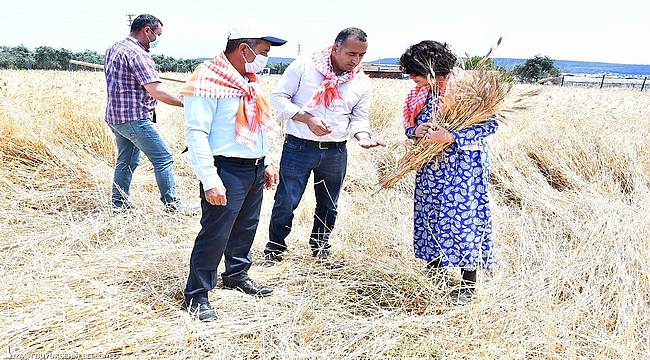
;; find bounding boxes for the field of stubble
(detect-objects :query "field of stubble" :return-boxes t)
[0,70,648,359]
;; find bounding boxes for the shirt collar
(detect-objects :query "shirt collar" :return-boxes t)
[127,36,149,52]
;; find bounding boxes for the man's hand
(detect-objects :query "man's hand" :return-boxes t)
[143,82,183,107]
[414,123,432,138]
[264,165,280,190]
[306,116,332,136]
[355,132,386,149]
[292,111,332,136]
[204,181,227,206]
[358,137,387,149]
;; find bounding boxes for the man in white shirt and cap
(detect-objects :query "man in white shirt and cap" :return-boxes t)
[182,26,286,321]
[263,27,384,263]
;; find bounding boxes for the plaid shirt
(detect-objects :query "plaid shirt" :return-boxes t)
[104,37,161,124]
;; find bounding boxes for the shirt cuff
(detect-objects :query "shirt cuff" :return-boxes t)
[353,131,371,140]
[349,124,372,139]
[200,171,221,192]
[405,127,417,139]
[284,107,302,122]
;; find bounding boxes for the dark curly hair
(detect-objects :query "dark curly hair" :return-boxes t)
[399,40,457,78]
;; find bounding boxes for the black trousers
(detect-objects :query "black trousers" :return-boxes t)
[184,157,265,303]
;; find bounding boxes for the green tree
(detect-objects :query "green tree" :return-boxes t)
[72,50,103,65]
[33,46,72,70]
[54,48,73,69]
[178,58,202,72]
[152,54,181,72]
[513,55,560,82]
[462,55,513,82]
[0,45,32,69]
[463,55,495,70]
[268,62,290,75]
[33,46,58,69]
[0,44,206,72]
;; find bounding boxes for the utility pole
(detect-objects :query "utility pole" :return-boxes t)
[297,43,301,56]
[126,14,136,27]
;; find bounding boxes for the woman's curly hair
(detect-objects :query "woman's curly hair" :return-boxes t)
[399,40,458,78]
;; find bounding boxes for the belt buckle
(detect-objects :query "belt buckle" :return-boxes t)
[318,142,328,150]
[254,157,262,166]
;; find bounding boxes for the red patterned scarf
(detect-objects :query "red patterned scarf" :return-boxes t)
[308,46,363,109]
[181,52,277,148]
[403,78,450,128]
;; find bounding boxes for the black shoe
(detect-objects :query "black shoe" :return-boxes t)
[185,300,217,322]
[312,248,330,259]
[449,287,475,306]
[111,203,134,213]
[312,249,345,269]
[426,259,442,270]
[264,251,284,262]
[259,252,284,267]
[164,201,200,215]
[222,277,273,297]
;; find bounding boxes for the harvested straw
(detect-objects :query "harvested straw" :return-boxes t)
[2,70,649,358]
[379,69,540,189]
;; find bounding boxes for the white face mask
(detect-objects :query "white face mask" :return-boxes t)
[243,44,268,73]
[146,30,160,49]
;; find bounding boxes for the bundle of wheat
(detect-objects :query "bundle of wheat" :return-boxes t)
[378,69,540,189]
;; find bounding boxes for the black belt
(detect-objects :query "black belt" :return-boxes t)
[214,155,265,166]
[287,134,346,149]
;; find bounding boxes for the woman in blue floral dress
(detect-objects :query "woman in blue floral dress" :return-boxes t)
[399,41,498,304]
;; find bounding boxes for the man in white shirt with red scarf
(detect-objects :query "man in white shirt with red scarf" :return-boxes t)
[264,27,385,263]
[182,27,286,321]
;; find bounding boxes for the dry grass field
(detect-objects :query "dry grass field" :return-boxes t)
[1,70,649,359]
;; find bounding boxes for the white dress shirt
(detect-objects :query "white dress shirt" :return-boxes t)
[184,96,270,191]
[270,56,373,142]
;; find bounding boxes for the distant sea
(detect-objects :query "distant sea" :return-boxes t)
[269,57,650,77]
[493,58,650,77]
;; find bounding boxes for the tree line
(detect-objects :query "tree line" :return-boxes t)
[463,55,561,83]
[1,44,558,82]
[0,45,207,73]
[0,45,292,74]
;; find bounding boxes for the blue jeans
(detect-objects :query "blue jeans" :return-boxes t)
[184,157,265,303]
[108,119,179,207]
[265,135,347,254]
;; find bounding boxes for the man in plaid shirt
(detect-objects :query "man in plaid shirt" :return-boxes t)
[104,14,187,211]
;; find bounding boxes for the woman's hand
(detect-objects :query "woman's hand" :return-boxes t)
[423,126,455,144]
[414,123,432,137]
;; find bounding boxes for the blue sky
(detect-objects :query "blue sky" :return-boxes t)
[1,0,648,65]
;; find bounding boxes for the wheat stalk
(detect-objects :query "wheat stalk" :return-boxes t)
[379,68,540,189]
